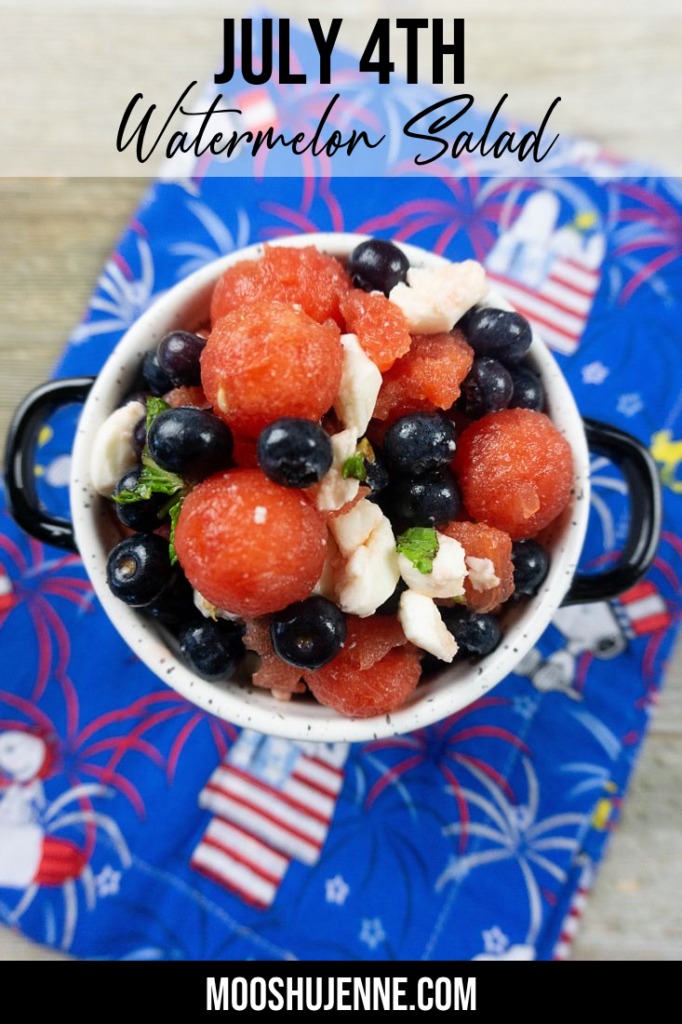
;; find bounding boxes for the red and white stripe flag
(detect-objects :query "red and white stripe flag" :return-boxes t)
[613,581,672,638]
[487,256,601,357]
[191,733,348,908]
[485,190,605,356]
[191,817,290,910]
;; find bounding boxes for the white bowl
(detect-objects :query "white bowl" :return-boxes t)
[69,233,590,743]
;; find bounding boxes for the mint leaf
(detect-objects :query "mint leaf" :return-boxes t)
[112,488,139,504]
[140,450,184,497]
[146,396,170,431]
[112,397,183,505]
[168,498,184,566]
[342,452,367,482]
[396,527,439,575]
[112,451,184,504]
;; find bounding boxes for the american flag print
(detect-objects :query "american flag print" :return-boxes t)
[613,580,673,639]
[191,731,348,909]
[485,190,605,356]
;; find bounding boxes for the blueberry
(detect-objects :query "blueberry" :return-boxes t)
[442,605,501,657]
[461,357,513,420]
[270,596,346,670]
[130,413,147,458]
[347,239,410,296]
[119,389,149,409]
[512,539,550,596]
[420,651,447,675]
[179,617,243,681]
[364,447,389,500]
[106,534,173,607]
[145,571,195,628]
[157,331,206,387]
[113,466,171,532]
[257,418,333,488]
[385,467,461,528]
[142,349,174,396]
[148,408,233,479]
[375,578,408,616]
[509,365,546,412]
[384,413,457,477]
[131,416,147,458]
[461,307,532,364]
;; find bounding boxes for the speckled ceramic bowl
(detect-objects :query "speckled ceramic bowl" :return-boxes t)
[5,233,661,743]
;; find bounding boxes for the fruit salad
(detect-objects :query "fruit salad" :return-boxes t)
[91,239,574,719]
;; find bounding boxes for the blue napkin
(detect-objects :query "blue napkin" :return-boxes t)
[1,21,681,962]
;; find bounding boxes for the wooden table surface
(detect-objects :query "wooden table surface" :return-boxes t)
[1,0,681,963]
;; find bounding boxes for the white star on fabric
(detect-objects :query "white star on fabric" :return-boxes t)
[581,361,610,385]
[261,761,287,786]
[325,875,350,906]
[359,917,386,950]
[617,392,644,418]
[482,926,509,955]
[95,864,121,898]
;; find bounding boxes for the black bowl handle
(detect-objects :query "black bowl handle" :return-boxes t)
[562,418,662,606]
[3,377,96,552]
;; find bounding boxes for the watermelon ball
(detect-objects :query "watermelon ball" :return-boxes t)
[509,364,546,412]
[453,409,574,539]
[347,238,410,296]
[340,290,412,372]
[163,385,210,410]
[157,331,206,387]
[461,357,513,420]
[384,467,461,528]
[512,539,550,596]
[106,534,173,607]
[113,466,171,532]
[342,614,409,667]
[174,469,328,618]
[257,418,333,489]
[210,245,351,327]
[306,646,421,718]
[384,412,457,476]
[270,595,346,670]
[147,407,233,480]
[142,349,174,396]
[303,615,420,718]
[179,617,243,681]
[441,605,501,657]
[202,302,343,439]
[461,307,532,364]
[243,617,305,695]
[374,331,474,421]
[442,520,515,614]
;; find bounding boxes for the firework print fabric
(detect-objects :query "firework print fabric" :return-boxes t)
[1,23,682,960]
[2,174,680,963]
